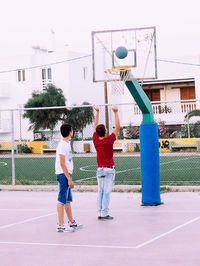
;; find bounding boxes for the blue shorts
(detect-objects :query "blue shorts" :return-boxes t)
[56,173,72,204]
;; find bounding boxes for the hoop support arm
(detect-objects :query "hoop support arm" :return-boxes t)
[125,78,154,123]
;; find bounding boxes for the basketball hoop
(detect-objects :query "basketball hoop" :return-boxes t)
[104,67,130,95]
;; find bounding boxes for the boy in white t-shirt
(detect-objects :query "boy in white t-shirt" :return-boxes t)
[55,124,82,232]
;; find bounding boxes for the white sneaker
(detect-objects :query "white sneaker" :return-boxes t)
[68,220,83,229]
[57,224,75,232]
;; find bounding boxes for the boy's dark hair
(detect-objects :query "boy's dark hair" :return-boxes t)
[60,124,73,137]
[96,124,106,137]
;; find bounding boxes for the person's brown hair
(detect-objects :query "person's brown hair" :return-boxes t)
[96,124,106,137]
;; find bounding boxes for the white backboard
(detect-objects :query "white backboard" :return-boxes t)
[92,26,157,82]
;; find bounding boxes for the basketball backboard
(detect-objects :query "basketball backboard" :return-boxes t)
[91,26,157,82]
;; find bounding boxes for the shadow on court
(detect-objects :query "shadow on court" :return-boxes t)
[0,191,200,266]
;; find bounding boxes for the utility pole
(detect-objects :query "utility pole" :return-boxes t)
[104,82,109,135]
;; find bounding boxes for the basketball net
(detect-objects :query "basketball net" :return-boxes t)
[104,67,130,95]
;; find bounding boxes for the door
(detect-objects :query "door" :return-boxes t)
[144,89,161,113]
[180,87,196,112]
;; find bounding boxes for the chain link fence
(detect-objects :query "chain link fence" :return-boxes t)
[0,101,200,186]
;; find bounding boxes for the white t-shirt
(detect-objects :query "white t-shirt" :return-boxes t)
[55,139,73,175]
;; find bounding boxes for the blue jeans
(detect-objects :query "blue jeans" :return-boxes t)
[97,167,115,217]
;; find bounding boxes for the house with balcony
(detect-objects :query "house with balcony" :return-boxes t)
[110,54,200,135]
[140,78,198,131]
[0,49,200,141]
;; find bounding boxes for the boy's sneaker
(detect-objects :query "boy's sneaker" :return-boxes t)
[101,215,114,220]
[57,224,75,232]
[68,220,83,229]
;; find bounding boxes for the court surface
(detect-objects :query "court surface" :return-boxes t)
[0,191,200,266]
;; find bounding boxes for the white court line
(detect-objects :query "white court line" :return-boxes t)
[135,215,200,249]
[79,165,96,172]
[75,176,96,183]
[76,168,140,182]
[0,208,53,212]
[164,166,200,172]
[1,209,200,214]
[77,156,200,182]
[0,209,55,212]
[1,215,200,250]
[0,241,136,249]
[0,212,56,230]
[0,162,7,166]
[160,156,200,165]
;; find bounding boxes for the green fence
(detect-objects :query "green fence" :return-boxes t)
[0,103,200,186]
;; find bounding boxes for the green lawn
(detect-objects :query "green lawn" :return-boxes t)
[0,155,200,185]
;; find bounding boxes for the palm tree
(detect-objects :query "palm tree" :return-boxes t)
[185,109,200,121]
[184,109,200,138]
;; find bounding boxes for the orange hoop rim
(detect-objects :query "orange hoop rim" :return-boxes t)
[104,67,131,74]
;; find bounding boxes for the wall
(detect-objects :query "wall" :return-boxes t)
[1,138,199,154]
[166,87,180,101]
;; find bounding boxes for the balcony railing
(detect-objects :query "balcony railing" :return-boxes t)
[132,99,199,124]
[134,99,197,114]
[42,79,52,87]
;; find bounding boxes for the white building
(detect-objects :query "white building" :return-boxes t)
[0,47,105,141]
[0,47,200,141]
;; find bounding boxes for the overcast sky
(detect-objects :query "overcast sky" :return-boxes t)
[0,0,200,59]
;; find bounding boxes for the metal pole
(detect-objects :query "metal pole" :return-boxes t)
[187,119,190,138]
[104,82,109,135]
[11,110,15,185]
[19,109,22,141]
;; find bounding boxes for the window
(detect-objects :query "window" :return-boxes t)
[18,71,21,82]
[18,69,25,82]
[144,89,161,102]
[22,70,25,81]
[180,87,195,100]
[42,69,46,80]
[145,89,161,113]
[180,87,196,113]
[42,68,52,86]
[47,68,52,80]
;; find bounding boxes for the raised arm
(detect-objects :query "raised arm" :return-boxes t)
[93,105,99,132]
[112,106,120,136]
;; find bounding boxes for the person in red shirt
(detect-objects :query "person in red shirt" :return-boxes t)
[93,105,120,220]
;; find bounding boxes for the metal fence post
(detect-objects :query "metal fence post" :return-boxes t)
[11,110,15,185]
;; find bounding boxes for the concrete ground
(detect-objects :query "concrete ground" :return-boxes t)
[0,191,200,266]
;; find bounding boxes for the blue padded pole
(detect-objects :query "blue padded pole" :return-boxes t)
[124,77,162,205]
[140,123,161,205]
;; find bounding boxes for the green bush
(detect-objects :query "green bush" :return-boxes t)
[17,144,32,154]
[134,144,140,152]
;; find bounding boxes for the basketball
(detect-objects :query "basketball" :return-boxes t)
[115,46,128,59]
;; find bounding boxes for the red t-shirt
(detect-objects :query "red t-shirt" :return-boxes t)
[93,132,116,167]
